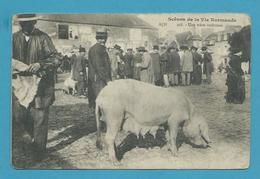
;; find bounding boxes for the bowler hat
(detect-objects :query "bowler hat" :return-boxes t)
[201,46,208,51]
[15,14,39,22]
[153,45,159,50]
[114,44,121,50]
[138,46,146,52]
[191,46,198,51]
[180,45,189,50]
[79,47,86,52]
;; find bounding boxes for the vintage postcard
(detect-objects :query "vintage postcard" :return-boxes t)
[11,13,251,169]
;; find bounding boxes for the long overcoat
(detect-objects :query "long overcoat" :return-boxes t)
[140,52,154,84]
[181,50,193,72]
[88,43,111,108]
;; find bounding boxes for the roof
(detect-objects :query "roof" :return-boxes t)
[187,34,202,41]
[38,14,157,30]
[175,31,192,45]
[205,33,218,41]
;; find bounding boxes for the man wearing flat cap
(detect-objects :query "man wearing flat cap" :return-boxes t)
[12,14,59,160]
[88,29,111,108]
[72,47,87,97]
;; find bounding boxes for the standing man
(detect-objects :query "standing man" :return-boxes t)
[123,48,134,79]
[88,29,111,108]
[133,47,143,80]
[72,47,87,97]
[108,44,121,80]
[12,14,59,160]
[180,45,193,85]
[168,46,181,86]
[191,46,203,85]
[201,46,214,84]
[136,47,154,84]
[150,45,162,86]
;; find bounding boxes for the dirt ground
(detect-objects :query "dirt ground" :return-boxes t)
[12,72,250,169]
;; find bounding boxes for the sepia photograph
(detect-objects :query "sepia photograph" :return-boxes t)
[11,13,251,169]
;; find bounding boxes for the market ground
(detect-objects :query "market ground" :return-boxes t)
[12,73,250,169]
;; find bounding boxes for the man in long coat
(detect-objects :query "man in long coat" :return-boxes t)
[123,48,134,79]
[150,45,162,86]
[201,46,214,84]
[180,45,193,85]
[133,48,143,80]
[88,29,111,108]
[136,47,154,84]
[108,44,121,81]
[72,47,87,97]
[191,46,203,85]
[12,14,59,160]
[168,46,181,85]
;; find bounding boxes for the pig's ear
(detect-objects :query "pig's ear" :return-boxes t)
[199,119,211,144]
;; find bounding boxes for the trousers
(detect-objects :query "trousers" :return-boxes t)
[13,98,49,153]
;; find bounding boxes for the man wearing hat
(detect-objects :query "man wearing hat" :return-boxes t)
[108,44,121,80]
[88,29,111,108]
[12,14,59,160]
[72,47,87,97]
[133,47,143,80]
[201,46,213,84]
[180,45,193,85]
[167,45,181,86]
[191,46,203,85]
[150,45,162,86]
[135,47,154,84]
[123,48,134,79]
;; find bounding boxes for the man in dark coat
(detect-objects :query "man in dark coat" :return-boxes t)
[88,29,111,108]
[12,14,59,160]
[150,45,162,86]
[169,46,181,85]
[123,48,134,79]
[225,49,245,104]
[201,46,214,84]
[191,46,203,85]
[133,48,143,80]
[72,47,87,97]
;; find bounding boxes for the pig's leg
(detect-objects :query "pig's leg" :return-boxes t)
[104,110,123,164]
[167,117,180,156]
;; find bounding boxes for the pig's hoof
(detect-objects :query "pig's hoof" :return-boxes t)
[170,149,178,157]
[111,158,120,166]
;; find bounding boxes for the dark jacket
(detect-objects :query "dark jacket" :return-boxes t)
[88,43,111,108]
[133,52,142,80]
[150,52,161,81]
[165,51,181,73]
[123,53,134,78]
[12,29,58,108]
[88,43,111,83]
[72,55,86,81]
[203,52,214,74]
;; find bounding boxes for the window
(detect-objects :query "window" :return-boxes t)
[58,24,69,39]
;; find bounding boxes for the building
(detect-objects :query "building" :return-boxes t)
[13,14,158,54]
[203,26,242,70]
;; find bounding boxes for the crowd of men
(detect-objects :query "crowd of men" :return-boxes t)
[68,37,215,100]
